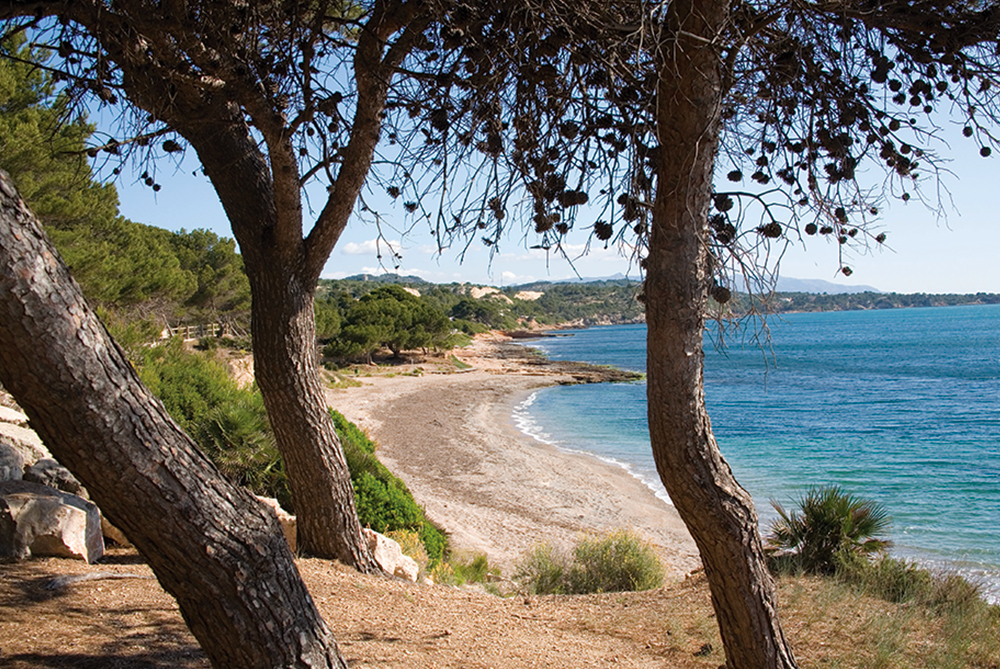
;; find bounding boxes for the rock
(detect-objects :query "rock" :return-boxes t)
[23,458,85,497]
[0,442,24,481]
[100,517,131,547]
[256,496,296,553]
[363,528,419,582]
[0,419,51,465]
[0,480,104,563]
[0,404,28,425]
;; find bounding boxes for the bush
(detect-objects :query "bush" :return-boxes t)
[837,553,987,613]
[568,529,665,594]
[331,409,448,564]
[515,529,665,595]
[514,543,570,595]
[767,486,892,575]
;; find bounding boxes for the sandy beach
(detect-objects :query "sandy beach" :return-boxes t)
[325,334,700,579]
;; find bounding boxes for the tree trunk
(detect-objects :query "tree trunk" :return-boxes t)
[0,169,348,669]
[173,117,379,569]
[644,2,798,668]
[249,266,379,569]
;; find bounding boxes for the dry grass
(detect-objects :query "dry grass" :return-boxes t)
[2,550,997,669]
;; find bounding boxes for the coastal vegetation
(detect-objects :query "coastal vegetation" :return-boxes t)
[766,486,893,576]
[514,529,666,595]
[5,1,1000,668]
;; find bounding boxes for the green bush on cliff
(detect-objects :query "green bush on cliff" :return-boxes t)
[330,409,447,564]
[138,343,446,562]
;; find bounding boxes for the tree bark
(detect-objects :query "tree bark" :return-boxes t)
[644,1,798,667]
[0,169,348,669]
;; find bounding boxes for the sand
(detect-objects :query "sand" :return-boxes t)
[325,334,700,579]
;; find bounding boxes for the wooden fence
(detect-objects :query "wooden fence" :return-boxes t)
[159,322,237,341]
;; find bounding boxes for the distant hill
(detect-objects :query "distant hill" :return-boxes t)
[343,273,426,284]
[776,277,880,294]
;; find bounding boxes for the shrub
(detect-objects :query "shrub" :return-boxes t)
[515,529,665,595]
[837,553,987,614]
[767,485,892,575]
[387,529,429,573]
[332,409,447,564]
[568,529,665,594]
[514,542,570,595]
[432,552,499,586]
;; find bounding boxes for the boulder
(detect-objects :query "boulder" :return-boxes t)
[23,458,85,497]
[100,517,132,547]
[0,442,24,481]
[0,412,51,465]
[256,496,296,553]
[363,528,419,582]
[0,480,103,563]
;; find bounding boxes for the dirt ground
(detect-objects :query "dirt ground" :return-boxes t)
[0,549,729,669]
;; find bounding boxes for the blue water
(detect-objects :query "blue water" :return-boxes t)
[512,305,1000,603]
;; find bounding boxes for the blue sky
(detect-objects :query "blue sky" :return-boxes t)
[105,122,1000,294]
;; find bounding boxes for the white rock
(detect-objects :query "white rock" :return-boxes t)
[0,420,51,464]
[0,480,104,563]
[256,496,297,553]
[363,528,419,582]
[100,516,132,547]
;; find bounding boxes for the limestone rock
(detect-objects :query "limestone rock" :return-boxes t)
[363,528,419,582]
[100,517,131,547]
[0,480,104,563]
[256,496,296,553]
[0,442,24,482]
[0,408,51,464]
[23,458,85,497]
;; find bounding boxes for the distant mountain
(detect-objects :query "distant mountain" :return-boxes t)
[776,277,880,294]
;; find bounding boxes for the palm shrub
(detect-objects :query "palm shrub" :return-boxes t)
[766,485,892,575]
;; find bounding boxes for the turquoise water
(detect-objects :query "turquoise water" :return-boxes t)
[512,305,1000,602]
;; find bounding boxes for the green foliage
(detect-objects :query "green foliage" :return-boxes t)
[515,529,665,595]
[352,470,424,532]
[137,339,236,431]
[197,393,290,511]
[136,340,291,507]
[317,276,646,330]
[568,529,666,594]
[330,409,447,563]
[767,486,892,575]
[314,296,342,342]
[0,36,250,328]
[450,297,516,330]
[325,285,453,361]
[514,542,571,595]
[136,349,447,562]
[836,552,987,615]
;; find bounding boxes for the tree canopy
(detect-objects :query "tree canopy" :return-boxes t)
[0,35,250,326]
[325,284,452,361]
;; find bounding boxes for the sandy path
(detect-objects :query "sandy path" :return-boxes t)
[326,340,700,579]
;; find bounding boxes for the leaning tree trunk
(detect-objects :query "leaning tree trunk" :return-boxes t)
[0,169,348,669]
[644,1,798,668]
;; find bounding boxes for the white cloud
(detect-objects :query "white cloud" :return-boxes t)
[340,239,404,256]
[340,239,379,255]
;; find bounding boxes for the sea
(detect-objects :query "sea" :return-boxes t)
[511,304,1000,603]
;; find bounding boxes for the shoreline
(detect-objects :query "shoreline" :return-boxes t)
[324,334,700,578]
